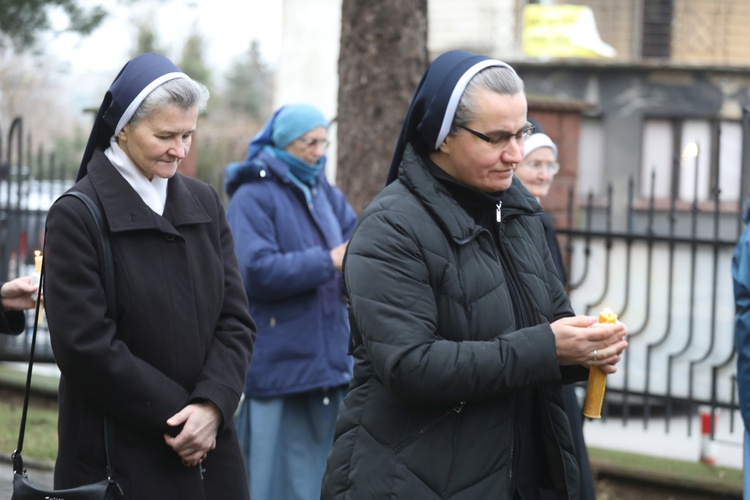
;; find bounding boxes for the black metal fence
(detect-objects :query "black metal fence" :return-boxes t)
[561,108,750,441]
[562,179,742,439]
[0,117,75,362]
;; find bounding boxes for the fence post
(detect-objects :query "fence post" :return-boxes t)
[699,405,718,465]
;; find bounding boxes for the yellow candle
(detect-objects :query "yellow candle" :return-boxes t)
[32,250,44,323]
[34,250,43,273]
[582,307,618,419]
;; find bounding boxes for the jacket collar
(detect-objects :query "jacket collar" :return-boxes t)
[86,149,212,233]
[257,149,294,183]
[397,144,541,241]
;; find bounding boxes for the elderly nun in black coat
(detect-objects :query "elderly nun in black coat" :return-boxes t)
[43,53,256,499]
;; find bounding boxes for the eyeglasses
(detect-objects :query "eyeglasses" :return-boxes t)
[297,137,330,150]
[523,160,560,175]
[457,123,535,148]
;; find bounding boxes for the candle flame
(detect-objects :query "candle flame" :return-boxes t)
[682,142,699,159]
[33,250,43,274]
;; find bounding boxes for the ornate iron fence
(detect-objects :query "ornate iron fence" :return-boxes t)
[561,108,750,440]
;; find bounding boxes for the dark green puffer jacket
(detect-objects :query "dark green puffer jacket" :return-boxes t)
[322,145,585,499]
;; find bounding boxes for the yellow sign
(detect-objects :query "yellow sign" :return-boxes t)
[523,4,616,59]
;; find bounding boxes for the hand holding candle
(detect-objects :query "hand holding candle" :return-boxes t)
[582,307,618,419]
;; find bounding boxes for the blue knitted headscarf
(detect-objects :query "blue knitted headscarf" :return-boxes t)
[224,104,329,196]
[386,50,516,185]
[271,104,329,185]
[271,104,328,148]
[77,52,188,181]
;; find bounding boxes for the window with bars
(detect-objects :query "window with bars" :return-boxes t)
[640,118,743,203]
[641,0,673,59]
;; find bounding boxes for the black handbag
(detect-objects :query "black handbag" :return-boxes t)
[12,475,119,500]
[11,191,122,500]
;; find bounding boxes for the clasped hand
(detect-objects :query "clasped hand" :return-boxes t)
[552,315,628,374]
[164,401,221,467]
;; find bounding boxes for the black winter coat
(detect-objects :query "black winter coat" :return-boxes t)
[44,151,256,499]
[322,145,585,499]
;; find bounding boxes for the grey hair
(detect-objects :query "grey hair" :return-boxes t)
[451,66,525,131]
[128,77,210,127]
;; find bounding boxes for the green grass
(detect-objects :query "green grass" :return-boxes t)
[0,389,58,464]
[0,364,60,465]
[589,446,743,495]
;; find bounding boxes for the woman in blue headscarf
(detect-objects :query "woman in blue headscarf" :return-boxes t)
[321,50,628,499]
[44,53,256,499]
[225,104,358,500]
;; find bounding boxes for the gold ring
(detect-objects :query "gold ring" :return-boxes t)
[593,349,598,361]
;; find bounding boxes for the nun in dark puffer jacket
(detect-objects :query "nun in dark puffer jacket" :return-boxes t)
[321,50,628,500]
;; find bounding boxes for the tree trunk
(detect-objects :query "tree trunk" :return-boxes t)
[336,0,428,214]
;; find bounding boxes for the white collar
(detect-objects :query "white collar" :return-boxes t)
[104,137,168,215]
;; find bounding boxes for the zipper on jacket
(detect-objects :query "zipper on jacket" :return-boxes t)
[493,210,536,496]
[496,211,568,497]
[496,217,537,327]
[496,201,502,222]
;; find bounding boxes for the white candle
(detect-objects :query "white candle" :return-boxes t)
[32,250,42,287]
[34,250,43,273]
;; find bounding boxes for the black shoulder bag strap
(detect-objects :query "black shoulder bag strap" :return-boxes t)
[12,191,117,483]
